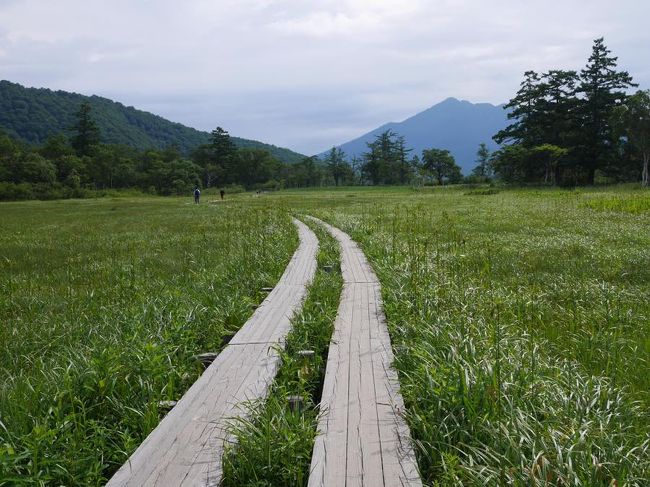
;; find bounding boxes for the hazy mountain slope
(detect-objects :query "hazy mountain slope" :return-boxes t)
[328,97,509,173]
[0,80,305,163]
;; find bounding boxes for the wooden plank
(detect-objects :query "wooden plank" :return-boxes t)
[307,217,421,487]
[350,282,385,487]
[107,218,318,487]
[309,279,360,486]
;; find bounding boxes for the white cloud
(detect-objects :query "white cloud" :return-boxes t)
[268,0,424,37]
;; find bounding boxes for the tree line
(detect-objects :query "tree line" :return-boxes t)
[320,38,649,188]
[0,101,200,200]
[0,103,332,200]
[0,102,468,200]
[321,130,464,186]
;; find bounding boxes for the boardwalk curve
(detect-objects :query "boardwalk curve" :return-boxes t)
[107,218,318,487]
[307,217,421,487]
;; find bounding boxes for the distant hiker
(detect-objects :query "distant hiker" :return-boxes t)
[194,187,201,204]
[220,189,225,200]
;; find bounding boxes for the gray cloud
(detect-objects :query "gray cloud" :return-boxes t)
[1,0,648,154]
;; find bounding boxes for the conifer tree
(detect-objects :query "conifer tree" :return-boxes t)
[471,142,491,179]
[361,130,409,185]
[395,135,413,184]
[210,127,237,160]
[612,90,650,186]
[324,147,348,186]
[208,127,237,185]
[70,102,100,156]
[577,37,636,184]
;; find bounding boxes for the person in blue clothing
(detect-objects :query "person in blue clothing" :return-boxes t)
[194,187,201,204]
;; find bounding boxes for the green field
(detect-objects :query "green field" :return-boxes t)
[1,187,649,485]
[0,197,297,484]
[294,187,650,485]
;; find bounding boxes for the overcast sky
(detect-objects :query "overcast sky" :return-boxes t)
[1,0,648,154]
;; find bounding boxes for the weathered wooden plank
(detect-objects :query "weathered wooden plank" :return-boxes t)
[352,283,385,487]
[318,285,353,486]
[307,217,421,487]
[344,283,364,487]
[107,218,318,487]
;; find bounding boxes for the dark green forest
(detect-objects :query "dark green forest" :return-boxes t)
[0,119,323,200]
[0,108,461,200]
[0,80,304,163]
[0,100,365,200]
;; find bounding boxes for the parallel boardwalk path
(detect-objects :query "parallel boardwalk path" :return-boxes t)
[107,218,318,487]
[307,217,422,487]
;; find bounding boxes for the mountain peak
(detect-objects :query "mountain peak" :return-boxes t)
[439,96,462,104]
[328,97,509,173]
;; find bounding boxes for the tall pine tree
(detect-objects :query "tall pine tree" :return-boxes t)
[70,102,100,157]
[576,37,636,184]
[471,143,491,180]
[612,90,650,186]
[324,147,348,186]
[361,130,411,185]
[209,126,237,186]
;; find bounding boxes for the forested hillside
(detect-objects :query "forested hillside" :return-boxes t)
[0,113,341,201]
[0,81,304,163]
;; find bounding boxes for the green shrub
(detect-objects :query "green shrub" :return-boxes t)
[464,188,500,196]
[0,182,34,200]
[581,194,650,214]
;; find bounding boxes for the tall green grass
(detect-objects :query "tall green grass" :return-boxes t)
[295,188,649,485]
[0,197,296,485]
[221,221,342,486]
[581,193,650,214]
[2,187,648,486]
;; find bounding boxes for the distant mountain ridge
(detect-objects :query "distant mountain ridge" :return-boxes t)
[0,80,305,163]
[326,97,509,173]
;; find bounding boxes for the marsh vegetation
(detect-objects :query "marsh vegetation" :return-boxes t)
[1,186,648,485]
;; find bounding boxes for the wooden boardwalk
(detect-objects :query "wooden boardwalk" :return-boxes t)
[107,218,318,487]
[307,217,422,487]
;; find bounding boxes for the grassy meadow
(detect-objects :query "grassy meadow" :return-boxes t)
[287,186,650,486]
[1,186,649,485]
[0,196,297,485]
